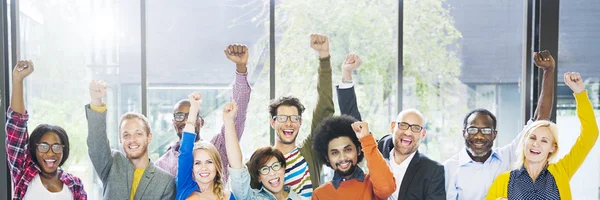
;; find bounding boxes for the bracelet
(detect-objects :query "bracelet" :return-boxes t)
[185,121,196,128]
[342,78,353,84]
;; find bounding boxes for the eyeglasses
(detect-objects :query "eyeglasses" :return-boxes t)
[258,162,283,175]
[397,122,423,133]
[272,115,301,123]
[465,127,495,135]
[36,143,65,154]
[173,112,202,122]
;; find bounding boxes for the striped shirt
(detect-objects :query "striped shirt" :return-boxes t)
[284,148,313,198]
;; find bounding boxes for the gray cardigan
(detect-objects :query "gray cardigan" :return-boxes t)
[85,105,176,200]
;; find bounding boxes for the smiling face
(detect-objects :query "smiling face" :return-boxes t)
[390,109,426,156]
[35,132,63,174]
[270,105,302,145]
[192,149,217,184]
[257,156,286,194]
[119,117,151,160]
[327,136,359,178]
[463,112,496,157]
[524,126,557,164]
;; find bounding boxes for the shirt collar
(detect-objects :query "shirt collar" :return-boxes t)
[332,166,365,189]
[258,185,293,199]
[389,148,417,166]
[458,147,502,166]
[168,141,181,152]
[514,165,550,177]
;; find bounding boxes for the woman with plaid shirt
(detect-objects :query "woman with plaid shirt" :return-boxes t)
[5,60,87,200]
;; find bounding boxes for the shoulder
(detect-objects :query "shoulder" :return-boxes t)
[442,152,460,167]
[151,164,176,182]
[314,182,333,193]
[418,153,444,170]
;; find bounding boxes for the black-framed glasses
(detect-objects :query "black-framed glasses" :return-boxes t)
[272,115,301,123]
[397,122,423,133]
[258,162,283,175]
[465,127,495,135]
[36,143,65,154]
[173,112,202,122]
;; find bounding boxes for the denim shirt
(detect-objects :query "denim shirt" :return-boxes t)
[331,166,366,189]
[229,166,304,200]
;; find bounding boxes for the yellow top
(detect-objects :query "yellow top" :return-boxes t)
[90,103,107,113]
[130,168,146,200]
[486,90,599,200]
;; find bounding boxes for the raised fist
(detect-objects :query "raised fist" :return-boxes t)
[12,60,34,82]
[564,72,584,94]
[310,34,330,58]
[533,50,555,70]
[187,92,203,108]
[222,101,238,122]
[342,54,362,73]
[351,121,370,139]
[224,44,249,65]
[89,80,107,106]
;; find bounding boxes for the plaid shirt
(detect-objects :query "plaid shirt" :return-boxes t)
[5,107,87,200]
[155,71,251,182]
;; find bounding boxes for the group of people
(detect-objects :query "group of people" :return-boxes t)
[5,34,598,200]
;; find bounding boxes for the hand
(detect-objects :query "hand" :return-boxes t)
[89,80,107,106]
[187,92,203,108]
[564,72,585,94]
[351,122,370,139]
[533,50,555,70]
[12,60,34,82]
[310,34,330,58]
[222,101,238,122]
[224,44,249,65]
[342,54,362,81]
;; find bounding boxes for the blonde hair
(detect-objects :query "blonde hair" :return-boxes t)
[119,112,151,135]
[193,141,226,200]
[514,120,560,169]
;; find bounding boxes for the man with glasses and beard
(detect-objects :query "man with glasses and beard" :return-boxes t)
[311,117,396,200]
[155,44,252,181]
[443,50,557,200]
[336,54,445,199]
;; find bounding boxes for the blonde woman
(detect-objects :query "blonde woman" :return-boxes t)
[176,92,235,200]
[486,72,599,200]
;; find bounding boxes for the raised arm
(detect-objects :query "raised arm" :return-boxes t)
[6,60,34,183]
[502,50,556,158]
[223,101,255,199]
[337,54,363,121]
[85,80,114,182]
[555,72,599,178]
[351,122,396,198]
[308,33,335,137]
[176,92,202,200]
[212,44,252,181]
[532,50,556,121]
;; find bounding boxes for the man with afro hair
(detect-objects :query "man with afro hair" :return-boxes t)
[311,115,396,200]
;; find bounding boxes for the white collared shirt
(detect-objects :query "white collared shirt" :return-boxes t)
[387,149,417,200]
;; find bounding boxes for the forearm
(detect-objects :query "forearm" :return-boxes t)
[224,120,243,169]
[183,104,200,133]
[533,67,555,121]
[85,105,113,180]
[361,134,396,198]
[233,72,251,139]
[311,56,335,132]
[10,80,25,114]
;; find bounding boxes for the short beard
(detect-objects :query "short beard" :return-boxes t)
[334,161,357,178]
[467,147,490,157]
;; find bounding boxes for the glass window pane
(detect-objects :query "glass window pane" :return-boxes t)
[18,0,141,199]
[557,1,600,198]
[146,0,269,159]
[274,0,399,143]
[404,0,525,161]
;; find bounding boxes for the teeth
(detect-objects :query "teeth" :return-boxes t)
[130,145,139,149]
[199,173,210,177]
[268,178,279,184]
[530,149,541,153]
[45,159,56,163]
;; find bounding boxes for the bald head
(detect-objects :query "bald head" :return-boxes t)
[395,108,426,126]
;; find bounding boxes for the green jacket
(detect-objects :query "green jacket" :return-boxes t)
[298,56,335,189]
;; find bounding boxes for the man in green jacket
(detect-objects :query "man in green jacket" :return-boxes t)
[268,33,334,199]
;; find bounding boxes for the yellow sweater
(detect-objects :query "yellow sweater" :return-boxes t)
[486,90,599,200]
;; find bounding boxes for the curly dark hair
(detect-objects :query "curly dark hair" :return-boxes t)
[463,108,497,129]
[312,115,363,168]
[268,96,306,117]
[28,124,70,167]
[246,146,287,189]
